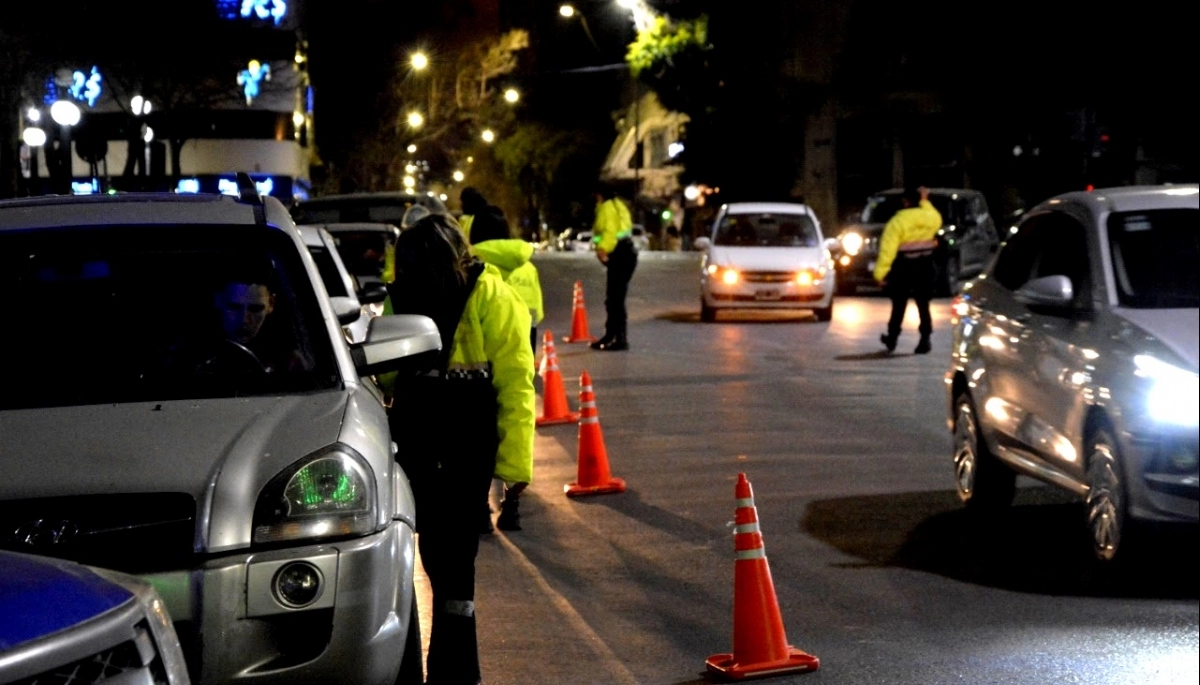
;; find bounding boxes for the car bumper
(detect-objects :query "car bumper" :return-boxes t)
[702,277,833,310]
[1122,427,1200,523]
[142,521,416,685]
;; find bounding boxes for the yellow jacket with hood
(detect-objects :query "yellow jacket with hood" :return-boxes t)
[470,238,545,326]
[591,197,633,253]
[872,199,943,282]
[448,263,536,484]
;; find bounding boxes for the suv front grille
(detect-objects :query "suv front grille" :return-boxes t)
[0,493,196,574]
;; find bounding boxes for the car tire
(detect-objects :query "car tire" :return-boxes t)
[700,300,716,323]
[394,588,423,685]
[813,299,834,322]
[1084,426,1135,563]
[952,393,1015,512]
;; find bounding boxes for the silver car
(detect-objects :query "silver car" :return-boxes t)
[946,184,1198,562]
[0,187,438,684]
[297,224,374,344]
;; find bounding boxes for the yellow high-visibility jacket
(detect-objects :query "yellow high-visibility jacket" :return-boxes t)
[457,214,474,243]
[591,197,632,253]
[470,238,545,326]
[873,199,943,282]
[448,264,536,484]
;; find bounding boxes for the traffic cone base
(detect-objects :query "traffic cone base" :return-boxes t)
[565,476,625,497]
[705,649,820,681]
[537,412,579,427]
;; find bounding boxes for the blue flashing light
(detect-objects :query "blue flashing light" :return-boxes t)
[256,177,274,196]
[69,67,103,107]
[240,0,287,25]
[177,179,201,194]
[72,179,99,195]
[306,86,314,114]
[218,179,240,196]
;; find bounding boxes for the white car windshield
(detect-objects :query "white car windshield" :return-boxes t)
[0,225,340,410]
[1107,209,1199,309]
[715,213,819,247]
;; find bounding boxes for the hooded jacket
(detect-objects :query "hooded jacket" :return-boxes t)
[471,239,545,326]
[873,199,944,282]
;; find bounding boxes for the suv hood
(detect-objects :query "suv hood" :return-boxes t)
[708,245,826,270]
[1113,308,1199,371]
[0,392,349,550]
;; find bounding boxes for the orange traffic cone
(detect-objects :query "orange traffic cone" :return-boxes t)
[536,331,579,427]
[563,280,596,343]
[565,371,625,497]
[706,473,819,680]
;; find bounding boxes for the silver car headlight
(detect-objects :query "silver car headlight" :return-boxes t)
[253,446,378,545]
[1134,354,1199,426]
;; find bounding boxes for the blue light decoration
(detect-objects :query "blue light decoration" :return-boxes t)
[217,0,287,25]
[176,179,201,194]
[43,78,57,106]
[237,60,271,106]
[69,67,103,107]
[218,176,274,196]
[72,179,100,195]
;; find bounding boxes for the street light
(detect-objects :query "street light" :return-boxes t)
[504,88,520,104]
[481,129,495,144]
[407,144,417,153]
[407,111,424,128]
[411,52,429,71]
[50,100,81,127]
[558,3,599,51]
[452,170,465,182]
[22,127,47,147]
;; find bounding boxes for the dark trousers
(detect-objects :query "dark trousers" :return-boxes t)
[603,239,638,341]
[884,253,935,339]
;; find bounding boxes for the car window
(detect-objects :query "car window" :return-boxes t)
[862,194,952,225]
[992,213,1091,305]
[991,216,1044,290]
[0,225,340,410]
[308,244,349,297]
[715,213,819,247]
[1107,209,1199,309]
[328,230,394,283]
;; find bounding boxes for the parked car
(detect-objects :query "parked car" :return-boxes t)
[311,222,399,317]
[830,188,1000,296]
[297,224,374,343]
[290,190,448,228]
[0,184,437,684]
[946,184,1198,563]
[694,202,835,322]
[0,550,191,684]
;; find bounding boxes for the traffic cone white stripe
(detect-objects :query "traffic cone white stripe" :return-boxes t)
[581,401,596,409]
[580,416,600,424]
[735,548,767,560]
[736,497,754,507]
[734,522,760,534]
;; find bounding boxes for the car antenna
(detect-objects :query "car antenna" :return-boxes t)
[235,172,268,226]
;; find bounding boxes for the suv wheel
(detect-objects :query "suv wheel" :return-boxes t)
[1084,427,1132,563]
[952,393,1015,511]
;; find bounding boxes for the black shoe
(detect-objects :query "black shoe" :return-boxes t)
[595,338,629,351]
[589,335,614,351]
[914,336,932,354]
[879,333,897,353]
[496,498,521,531]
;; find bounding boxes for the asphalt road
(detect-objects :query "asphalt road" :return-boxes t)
[416,250,1198,685]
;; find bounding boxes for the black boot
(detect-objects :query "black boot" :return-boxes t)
[589,334,614,350]
[496,496,521,531]
[879,332,897,353]
[426,609,481,685]
[914,334,932,354]
[595,336,629,351]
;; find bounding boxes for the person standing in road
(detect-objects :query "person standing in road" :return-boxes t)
[457,186,489,243]
[387,214,536,685]
[873,186,943,354]
[589,182,638,351]
[467,207,544,533]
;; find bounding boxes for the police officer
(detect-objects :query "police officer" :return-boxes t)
[387,214,535,684]
[590,182,638,351]
[874,186,943,354]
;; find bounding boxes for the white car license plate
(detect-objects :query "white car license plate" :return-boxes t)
[754,288,780,301]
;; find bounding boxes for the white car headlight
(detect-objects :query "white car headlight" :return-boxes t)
[253,446,378,544]
[1134,354,1200,426]
[841,232,863,256]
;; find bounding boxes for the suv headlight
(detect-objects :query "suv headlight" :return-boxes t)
[1134,354,1199,426]
[253,446,378,545]
[840,232,864,256]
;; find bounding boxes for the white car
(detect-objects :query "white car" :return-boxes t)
[297,223,374,343]
[695,202,836,322]
[0,183,436,684]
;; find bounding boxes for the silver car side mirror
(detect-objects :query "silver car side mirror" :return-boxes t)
[350,314,441,376]
[1015,274,1074,309]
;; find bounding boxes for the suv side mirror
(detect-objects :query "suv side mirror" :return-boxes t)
[351,314,442,376]
[358,280,389,305]
[1015,275,1074,310]
[330,296,363,325]
[693,236,712,250]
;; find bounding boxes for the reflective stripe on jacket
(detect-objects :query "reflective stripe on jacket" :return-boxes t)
[591,198,632,253]
[873,199,943,282]
[470,239,545,325]
[449,264,536,484]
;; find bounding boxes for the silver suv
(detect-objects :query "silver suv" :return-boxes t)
[946,184,1198,563]
[0,187,438,684]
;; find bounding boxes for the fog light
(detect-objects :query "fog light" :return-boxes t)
[273,562,324,608]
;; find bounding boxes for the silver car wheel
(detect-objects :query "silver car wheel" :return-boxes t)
[953,399,979,502]
[1085,431,1124,562]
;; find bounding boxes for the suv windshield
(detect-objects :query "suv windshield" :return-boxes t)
[862,194,955,225]
[715,213,820,247]
[0,225,340,410]
[1107,209,1199,309]
[292,195,447,226]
